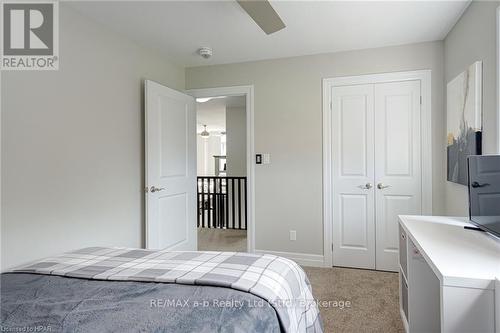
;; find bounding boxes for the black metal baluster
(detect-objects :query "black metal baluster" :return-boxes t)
[244,177,247,230]
[201,178,206,228]
[238,179,242,229]
[207,178,211,228]
[214,178,219,228]
[231,178,235,229]
[224,178,229,229]
[197,179,200,228]
[218,178,223,228]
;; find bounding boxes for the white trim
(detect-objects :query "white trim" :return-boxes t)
[254,249,325,268]
[473,61,483,131]
[495,278,500,333]
[0,71,2,270]
[322,80,333,268]
[186,85,256,253]
[497,6,500,153]
[322,70,433,267]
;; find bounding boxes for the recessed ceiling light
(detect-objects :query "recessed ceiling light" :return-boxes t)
[196,96,227,103]
[196,97,213,103]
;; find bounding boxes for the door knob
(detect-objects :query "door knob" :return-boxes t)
[377,183,390,189]
[150,186,165,193]
[358,183,373,190]
[471,181,490,188]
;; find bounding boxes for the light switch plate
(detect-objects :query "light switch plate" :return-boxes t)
[289,230,296,241]
[263,153,271,164]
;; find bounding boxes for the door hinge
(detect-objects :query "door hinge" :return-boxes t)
[331,243,333,252]
[330,101,332,110]
[420,96,422,105]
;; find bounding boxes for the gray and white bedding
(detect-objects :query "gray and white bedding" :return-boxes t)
[2,247,323,333]
[1,273,281,332]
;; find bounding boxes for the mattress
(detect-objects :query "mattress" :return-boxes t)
[5,247,323,332]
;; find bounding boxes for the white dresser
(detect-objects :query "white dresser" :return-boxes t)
[398,215,500,333]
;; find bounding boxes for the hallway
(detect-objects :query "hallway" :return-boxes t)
[197,228,247,252]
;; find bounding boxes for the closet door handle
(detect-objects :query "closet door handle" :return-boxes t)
[377,183,391,190]
[358,183,373,190]
[471,181,490,188]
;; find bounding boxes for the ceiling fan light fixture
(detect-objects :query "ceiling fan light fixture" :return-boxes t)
[200,125,210,138]
[237,0,286,35]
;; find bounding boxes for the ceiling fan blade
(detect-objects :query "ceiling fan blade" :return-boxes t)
[237,0,286,35]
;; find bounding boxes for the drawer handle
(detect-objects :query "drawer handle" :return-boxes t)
[401,234,406,239]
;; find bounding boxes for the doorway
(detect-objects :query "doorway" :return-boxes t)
[144,82,254,253]
[188,86,255,253]
[196,95,247,251]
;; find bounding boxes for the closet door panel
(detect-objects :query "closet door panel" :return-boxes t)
[374,80,422,272]
[332,84,376,269]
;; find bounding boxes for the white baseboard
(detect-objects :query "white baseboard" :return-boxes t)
[254,249,325,267]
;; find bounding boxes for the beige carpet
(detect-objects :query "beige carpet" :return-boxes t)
[197,231,402,332]
[197,228,247,252]
[303,266,404,333]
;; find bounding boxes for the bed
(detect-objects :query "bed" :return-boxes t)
[1,247,323,333]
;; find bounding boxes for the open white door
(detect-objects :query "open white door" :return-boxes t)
[145,80,197,251]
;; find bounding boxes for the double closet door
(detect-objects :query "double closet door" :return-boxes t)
[331,80,422,272]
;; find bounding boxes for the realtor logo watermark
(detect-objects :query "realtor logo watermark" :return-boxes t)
[1,1,59,70]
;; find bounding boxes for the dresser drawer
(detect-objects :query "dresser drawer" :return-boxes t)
[401,269,409,322]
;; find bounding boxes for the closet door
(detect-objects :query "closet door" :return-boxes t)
[331,85,376,269]
[374,80,422,272]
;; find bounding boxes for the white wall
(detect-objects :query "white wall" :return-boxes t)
[226,106,246,176]
[197,135,222,176]
[444,1,499,216]
[186,41,445,256]
[1,4,185,270]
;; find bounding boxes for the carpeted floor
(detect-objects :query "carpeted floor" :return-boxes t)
[197,228,247,252]
[303,266,404,333]
[197,229,403,332]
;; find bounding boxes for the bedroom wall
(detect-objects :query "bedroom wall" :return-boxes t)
[186,41,445,258]
[1,4,184,270]
[226,106,247,177]
[444,1,499,216]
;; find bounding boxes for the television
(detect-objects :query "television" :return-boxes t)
[467,155,500,238]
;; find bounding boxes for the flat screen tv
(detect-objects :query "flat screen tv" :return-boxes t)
[467,155,500,238]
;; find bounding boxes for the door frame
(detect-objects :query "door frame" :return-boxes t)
[186,85,255,253]
[497,6,500,154]
[322,70,432,267]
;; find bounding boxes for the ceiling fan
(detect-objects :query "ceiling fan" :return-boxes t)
[237,0,286,35]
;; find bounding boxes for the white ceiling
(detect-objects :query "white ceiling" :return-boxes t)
[67,1,469,67]
[196,96,246,133]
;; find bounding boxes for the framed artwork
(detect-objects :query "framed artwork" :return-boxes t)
[447,61,483,185]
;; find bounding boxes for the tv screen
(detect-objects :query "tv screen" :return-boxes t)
[467,155,500,238]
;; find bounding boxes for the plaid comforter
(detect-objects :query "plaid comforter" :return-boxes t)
[11,247,323,333]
